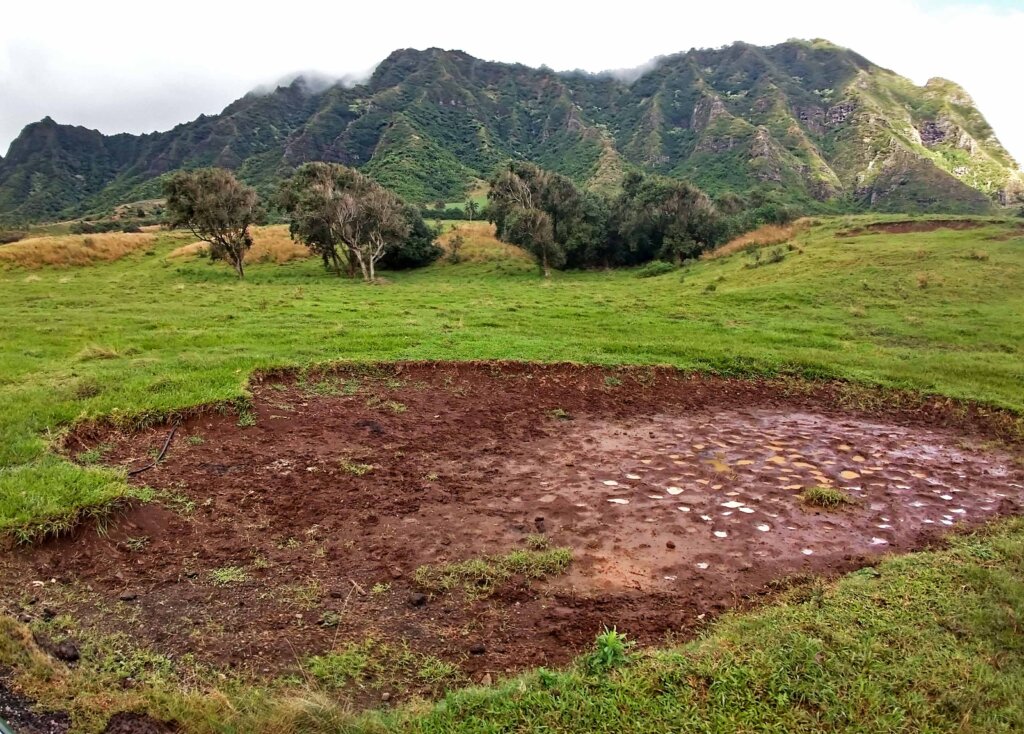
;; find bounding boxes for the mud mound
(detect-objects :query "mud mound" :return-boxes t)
[8,363,1024,707]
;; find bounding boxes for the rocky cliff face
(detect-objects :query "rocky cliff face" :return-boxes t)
[1,39,1020,223]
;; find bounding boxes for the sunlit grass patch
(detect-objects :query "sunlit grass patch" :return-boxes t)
[167,224,311,265]
[0,231,159,269]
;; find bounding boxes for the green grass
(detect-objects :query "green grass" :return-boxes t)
[305,639,467,695]
[0,216,1021,540]
[208,566,248,586]
[800,485,858,509]
[413,547,574,598]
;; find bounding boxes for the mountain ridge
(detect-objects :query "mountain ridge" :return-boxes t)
[1,39,1021,224]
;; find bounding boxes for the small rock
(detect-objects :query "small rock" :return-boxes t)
[329,589,344,599]
[480,672,493,686]
[381,692,391,702]
[409,592,427,608]
[41,607,56,621]
[469,642,486,655]
[665,540,676,550]
[53,640,80,663]
[18,613,32,624]
[118,591,138,602]
[390,567,403,580]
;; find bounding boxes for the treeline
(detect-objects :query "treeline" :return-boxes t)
[161,161,795,281]
[487,163,796,276]
[163,164,441,280]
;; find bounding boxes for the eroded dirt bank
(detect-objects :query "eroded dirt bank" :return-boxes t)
[5,362,1023,706]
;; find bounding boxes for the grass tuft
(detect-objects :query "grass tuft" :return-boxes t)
[209,566,248,586]
[414,547,572,598]
[800,485,857,509]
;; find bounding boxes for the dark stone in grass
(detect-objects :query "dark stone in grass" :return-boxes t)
[469,642,486,655]
[666,540,676,549]
[53,640,80,663]
[41,607,57,621]
[409,592,427,608]
[118,591,138,602]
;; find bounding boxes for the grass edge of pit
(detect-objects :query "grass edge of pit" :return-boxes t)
[7,358,1024,545]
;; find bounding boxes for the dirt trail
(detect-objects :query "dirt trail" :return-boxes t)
[4,363,1022,703]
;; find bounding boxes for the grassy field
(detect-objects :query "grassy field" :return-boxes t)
[1,213,1024,730]
[1,215,1022,540]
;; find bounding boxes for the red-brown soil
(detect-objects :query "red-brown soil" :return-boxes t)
[837,219,987,237]
[4,363,1023,705]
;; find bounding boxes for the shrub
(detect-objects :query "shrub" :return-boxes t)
[635,260,676,278]
[0,230,27,245]
[447,233,465,264]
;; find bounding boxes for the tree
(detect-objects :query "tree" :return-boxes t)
[278,163,357,277]
[378,205,442,270]
[465,199,479,222]
[487,162,583,277]
[163,168,260,279]
[279,162,411,282]
[612,172,723,264]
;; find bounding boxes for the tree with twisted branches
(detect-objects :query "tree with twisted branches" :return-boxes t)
[163,168,260,279]
[279,163,410,282]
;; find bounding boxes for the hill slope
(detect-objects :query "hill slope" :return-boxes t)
[1,39,1021,223]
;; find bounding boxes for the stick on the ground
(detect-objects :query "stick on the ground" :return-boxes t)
[127,423,179,476]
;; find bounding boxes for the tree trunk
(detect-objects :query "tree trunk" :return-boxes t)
[235,254,245,279]
[354,250,371,282]
[368,258,376,282]
[542,250,550,278]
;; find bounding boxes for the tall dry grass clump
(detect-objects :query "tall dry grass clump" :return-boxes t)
[437,221,530,263]
[703,218,809,260]
[167,225,311,265]
[0,232,158,269]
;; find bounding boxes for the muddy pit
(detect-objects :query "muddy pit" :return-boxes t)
[5,363,1024,704]
[836,219,988,236]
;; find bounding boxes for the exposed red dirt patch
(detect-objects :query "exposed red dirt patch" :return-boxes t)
[4,363,1024,706]
[837,219,987,237]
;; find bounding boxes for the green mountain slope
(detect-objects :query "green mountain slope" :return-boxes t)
[0,39,1020,224]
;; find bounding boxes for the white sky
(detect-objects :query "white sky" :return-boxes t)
[1,0,1021,166]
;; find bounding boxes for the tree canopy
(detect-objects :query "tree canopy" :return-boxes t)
[163,168,261,278]
[279,163,435,282]
[488,163,740,275]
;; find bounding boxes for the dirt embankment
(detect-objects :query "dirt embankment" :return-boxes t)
[5,363,1023,709]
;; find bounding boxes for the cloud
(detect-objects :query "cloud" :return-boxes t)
[0,0,1020,166]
